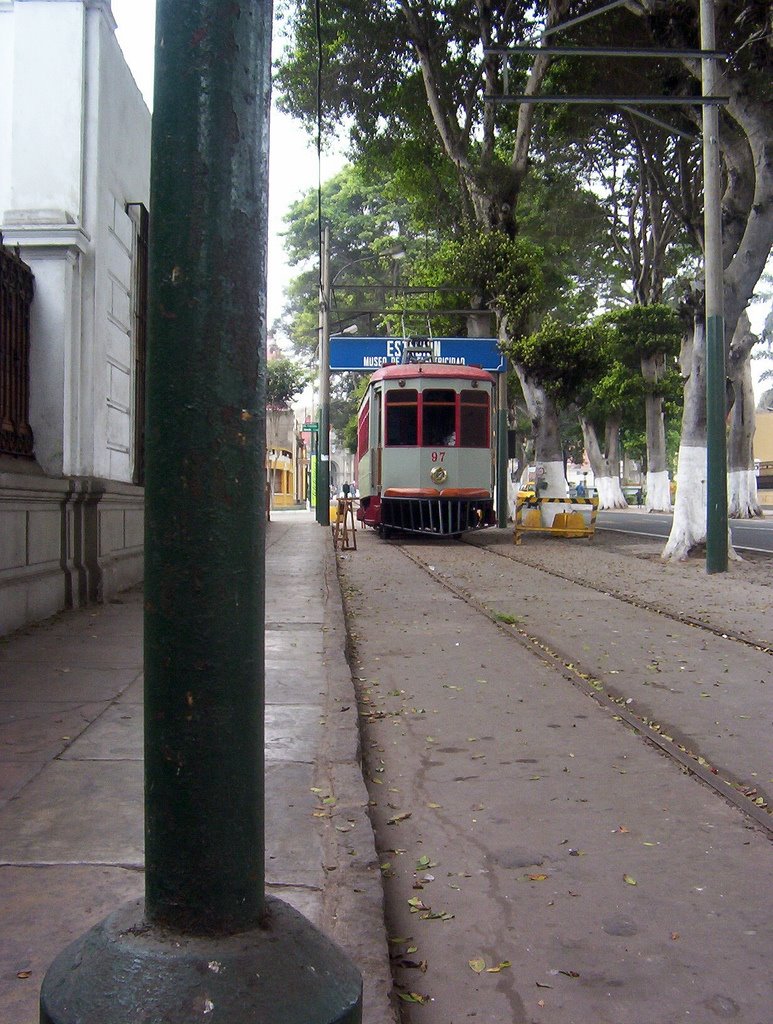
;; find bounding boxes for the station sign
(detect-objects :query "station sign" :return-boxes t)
[329,336,505,373]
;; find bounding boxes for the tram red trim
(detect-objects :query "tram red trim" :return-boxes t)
[438,488,491,498]
[383,487,439,498]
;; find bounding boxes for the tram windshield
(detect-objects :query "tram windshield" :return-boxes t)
[460,389,489,447]
[385,385,490,447]
[422,389,456,446]
[386,389,418,446]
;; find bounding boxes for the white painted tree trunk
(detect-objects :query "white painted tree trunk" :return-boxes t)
[728,469,761,519]
[662,320,738,562]
[512,363,568,500]
[645,469,671,512]
[662,444,708,561]
[641,352,671,511]
[595,474,627,509]
[727,312,763,519]
[579,415,627,509]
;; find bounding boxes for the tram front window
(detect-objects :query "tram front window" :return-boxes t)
[386,389,418,446]
[459,389,489,447]
[422,389,456,446]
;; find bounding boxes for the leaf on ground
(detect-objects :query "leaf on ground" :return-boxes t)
[416,854,436,870]
[407,897,427,911]
[398,992,430,1004]
[387,811,411,825]
[616,825,630,833]
[400,959,428,972]
[528,873,549,881]
[486,961,512,973]
[623,874,637,886]
[469,958,486,974]
[559,970,580,979]
[427,802,442,809]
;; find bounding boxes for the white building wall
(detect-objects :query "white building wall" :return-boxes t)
[1,0,150,482]
[0,0,150,632]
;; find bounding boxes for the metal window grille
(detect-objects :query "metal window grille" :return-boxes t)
[0,238,35,458]
[127,203,149,485]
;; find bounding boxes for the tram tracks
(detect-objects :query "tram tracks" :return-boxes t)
[395,541,773,838]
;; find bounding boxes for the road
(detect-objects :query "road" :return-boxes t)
[597,509,773,554]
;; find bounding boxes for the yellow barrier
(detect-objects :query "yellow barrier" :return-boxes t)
[514,495,598,545]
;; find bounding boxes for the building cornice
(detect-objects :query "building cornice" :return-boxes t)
[1,219,91,255]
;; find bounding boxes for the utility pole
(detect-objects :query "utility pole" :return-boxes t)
[39,3,361,1021]
[496,369,509,528]
[317,223,331,526]
[701,0,728,573]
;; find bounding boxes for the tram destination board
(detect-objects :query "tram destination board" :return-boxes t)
[329,336,505,373]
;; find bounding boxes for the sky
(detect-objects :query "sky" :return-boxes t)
[110,0,344,330]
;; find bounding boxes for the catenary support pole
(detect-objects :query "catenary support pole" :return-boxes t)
[497,368,509,528]
[701,0,728,574]
[39,3,361,1021]
[318,223,331,525]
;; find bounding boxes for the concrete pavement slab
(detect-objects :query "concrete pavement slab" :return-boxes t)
[58,703,142,761]
[0,701,110,761]
[0,510,396,1024]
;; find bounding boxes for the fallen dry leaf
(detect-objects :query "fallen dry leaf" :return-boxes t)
[469,957,486,974]
[387,811,412,825]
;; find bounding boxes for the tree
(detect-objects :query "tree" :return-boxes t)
[604,304,683,510]
[266,357,309,407]
[277,1,582,493]
[637,0,773,553]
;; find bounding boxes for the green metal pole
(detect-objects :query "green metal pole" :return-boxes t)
[701,0,728,574]
[318,223,331,526]
[142,0,270,930]
[496,368,509,528]
[40,4,361,1022]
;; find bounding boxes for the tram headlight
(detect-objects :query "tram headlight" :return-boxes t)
[430,466,448,484]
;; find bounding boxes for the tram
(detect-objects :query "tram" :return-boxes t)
[355,361,497,538]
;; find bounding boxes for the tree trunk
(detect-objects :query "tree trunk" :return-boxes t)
[640,351,672,511]
[727,311,762,518]
[663,317,706,560]
[662,317,738,561]
[513,363,567,499]
[579,414,627,509]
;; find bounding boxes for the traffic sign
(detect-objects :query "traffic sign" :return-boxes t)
[329,337,505,372]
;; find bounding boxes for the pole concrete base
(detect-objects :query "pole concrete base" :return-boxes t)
[40,896,362,1024]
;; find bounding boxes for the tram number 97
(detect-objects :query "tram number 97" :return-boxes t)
[431,451,445,462]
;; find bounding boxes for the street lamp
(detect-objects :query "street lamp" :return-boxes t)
[316,228,405,525]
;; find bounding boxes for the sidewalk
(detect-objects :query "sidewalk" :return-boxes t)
[0,510,395,1024]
